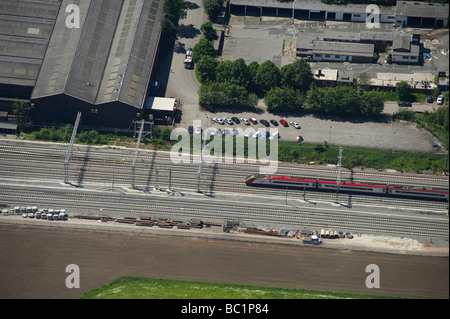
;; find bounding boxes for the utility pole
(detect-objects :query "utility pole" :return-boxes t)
[336,147,343,202]
[131,119,145,188]
[64,112,81,184]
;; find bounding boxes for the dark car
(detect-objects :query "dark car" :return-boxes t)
[426,95,433,103]
[188,126,193,134]
[231,117,240,124]
[260,119,270,127]
[270,119,279,126]
[398,101,412,107]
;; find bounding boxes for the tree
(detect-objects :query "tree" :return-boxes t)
[12,101,30,132]
[215,60,233,83]
[264,87,304,113]
[195,55,218,83]
[247,61,259,92]
[360,90,385,117]
[357,72,372,88]
[396,81,411,101]
[255,60,281,93]
[193,36,215,63]
[280,59,313,93]
[230,58,250,88]
[202,0,224,20]
[200,21,217,41]
[163,0,187,25]
[198,82,257,110]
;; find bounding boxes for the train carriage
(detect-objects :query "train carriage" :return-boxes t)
[388,186,449,200]
[317,180,387,194]
[245,175,317,189]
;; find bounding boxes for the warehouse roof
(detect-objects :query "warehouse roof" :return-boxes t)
[0,0,60,86]
[395,1,449,19]
[229,0,395,14]
[31,0,164,109]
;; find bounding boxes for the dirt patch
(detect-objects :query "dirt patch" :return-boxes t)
[0,222,447,299]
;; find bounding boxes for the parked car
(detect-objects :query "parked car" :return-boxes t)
[437,95,444,105]
[188,126,193,134]
[231,117,240,124]
[270,119,279,126]
[260,119,270,127]
[426,95,433,103]
[210,128,221,136]
[398,101,412,107]
[295,135,304,142]
[213,117,224,124]
[279,119,288,127]
[223,117,234,125]
[244,130,254,138]
[252,131,261,138]
[249,117,258,124]
[269,132,280,140]
[194,126,202,135]
[240,118,250,125]
[290,121,301,129]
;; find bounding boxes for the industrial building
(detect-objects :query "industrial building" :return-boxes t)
[228,0,448,29]
[395,1,449,28]
[0,0,165,129]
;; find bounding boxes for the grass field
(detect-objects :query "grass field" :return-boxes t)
[80,277,399,299]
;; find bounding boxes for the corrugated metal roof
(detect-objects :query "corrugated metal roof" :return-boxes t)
[396,1,449,19]
[0,0,59,86]
[31,0,164,110]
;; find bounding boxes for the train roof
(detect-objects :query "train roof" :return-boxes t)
[269,176,317,182]
[388,186,449,194]
[318,180,387,188]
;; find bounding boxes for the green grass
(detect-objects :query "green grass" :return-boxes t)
[382,91,427,103]
[79,277,400,299]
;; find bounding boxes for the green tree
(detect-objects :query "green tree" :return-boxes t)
[163,0,187,25]
[230,58,250,88]
[198,82,257,110]
[280,59,313,93]
[12,101,30,133]
[193,36,215,63]
[247,61,259,92]
[264,87,304,113]
[396,81,411,101]
[360,90,385,117]
[215,60,233,83]
[202,0,224,20]
[200,21,217,41]
[195,55,218,83]
[255,61,281,93]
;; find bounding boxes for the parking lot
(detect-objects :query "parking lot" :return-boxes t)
[179,101,443,152]
[172,15,446,154]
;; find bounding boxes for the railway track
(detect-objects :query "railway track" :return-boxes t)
[0,161,447,212]
[0,142,448,188]
[0,185,447,239]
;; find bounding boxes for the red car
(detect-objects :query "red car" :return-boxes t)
[249,117,258,124]
[279,119,288,127]
[295,135,304,142]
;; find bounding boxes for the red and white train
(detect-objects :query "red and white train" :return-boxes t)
[245,174,449,200]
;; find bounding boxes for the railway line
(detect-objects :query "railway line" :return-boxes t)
[0,185,447,240]
[0,141,448,188]
[0,160,447,212]
[0,140,448,240]
[0,141,448,210]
